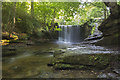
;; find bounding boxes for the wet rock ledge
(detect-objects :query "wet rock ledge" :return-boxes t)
[48,52,120,70]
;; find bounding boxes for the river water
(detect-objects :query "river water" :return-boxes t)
[2,42,119,78]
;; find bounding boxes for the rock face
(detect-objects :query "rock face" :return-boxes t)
[84,23,103,42]
[81,22,92,38]
[95,3,120,47]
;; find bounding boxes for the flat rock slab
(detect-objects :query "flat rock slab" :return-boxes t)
[49,53,120,70]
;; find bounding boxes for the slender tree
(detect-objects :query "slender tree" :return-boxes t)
[103,5,107,19]
[31,0,34,17]
[9,2,16,38]
[51,8,56,30]
[13,2,16,30]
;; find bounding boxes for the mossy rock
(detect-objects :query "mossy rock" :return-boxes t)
[61,54,111,69]
[53,49,66,57]
[54,63,87,70]
[49,53,117,70]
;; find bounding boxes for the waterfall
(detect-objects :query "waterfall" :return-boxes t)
[93,23,102,35]
[58,25,85,43]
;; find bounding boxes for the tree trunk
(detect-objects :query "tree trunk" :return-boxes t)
[31,0,34,17]
[44,15,46,26]
[106,8,109,18]
[51,9,56,30]
[13,2,16,30]
[9,2,16,38]
[104,7,107,19]
[103,1,119,15]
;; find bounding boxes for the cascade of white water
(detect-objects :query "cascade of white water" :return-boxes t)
[58,25,84,43]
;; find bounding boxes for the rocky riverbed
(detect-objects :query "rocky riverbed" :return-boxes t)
[2,41,120,78]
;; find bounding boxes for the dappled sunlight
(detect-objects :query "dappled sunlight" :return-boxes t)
[0,40,10,46]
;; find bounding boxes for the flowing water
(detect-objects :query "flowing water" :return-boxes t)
[2,41,119,78]
[58,25,85,43]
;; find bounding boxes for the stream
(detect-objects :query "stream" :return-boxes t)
[2,42,120,78]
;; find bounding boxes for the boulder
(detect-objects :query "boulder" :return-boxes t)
[95,3,120,47]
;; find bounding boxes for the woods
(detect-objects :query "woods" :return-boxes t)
[2,2,112,43]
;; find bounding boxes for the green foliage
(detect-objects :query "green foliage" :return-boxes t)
[2,2,110,39]
[117,1,120,5]
[2,2,41,35]
[54,26,62,31]
[91,26,96,35]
